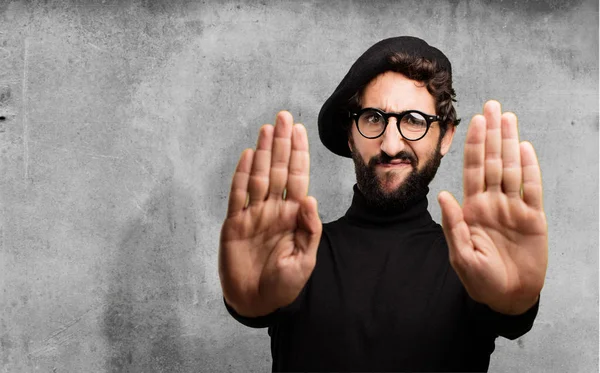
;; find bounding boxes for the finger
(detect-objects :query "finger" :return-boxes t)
[248,124,273,205]
[463,115,486,197]
[269,111,294,199]
[520,141,544,210]
[501,112,522,197]
[438,191,475,269]
[226,148,254,218]
[286,123,310,202]
[483,100,503,191]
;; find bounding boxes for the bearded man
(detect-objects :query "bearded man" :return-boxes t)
[218,36,548,372]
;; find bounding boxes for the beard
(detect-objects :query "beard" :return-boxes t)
[350,138,443,211]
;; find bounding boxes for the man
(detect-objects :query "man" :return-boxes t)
[218,36,548,372]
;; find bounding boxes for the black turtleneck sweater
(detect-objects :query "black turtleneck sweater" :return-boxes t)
[224,185,539,372]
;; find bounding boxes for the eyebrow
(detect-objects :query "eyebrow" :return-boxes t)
[365,107,435,115]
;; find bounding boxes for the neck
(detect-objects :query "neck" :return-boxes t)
[344,184,433,229]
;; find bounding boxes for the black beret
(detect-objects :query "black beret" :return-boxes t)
[317,36,452,158]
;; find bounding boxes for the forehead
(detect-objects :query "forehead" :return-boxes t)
[361,71,435,113]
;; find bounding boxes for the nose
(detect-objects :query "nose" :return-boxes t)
[380,117,407,157]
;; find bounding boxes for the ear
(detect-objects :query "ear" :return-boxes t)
[439,125,456,157]
[347,130,354,152]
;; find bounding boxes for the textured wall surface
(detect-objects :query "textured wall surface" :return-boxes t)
[0,0,597,372]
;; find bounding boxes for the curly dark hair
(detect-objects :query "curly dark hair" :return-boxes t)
[347,51,460,139]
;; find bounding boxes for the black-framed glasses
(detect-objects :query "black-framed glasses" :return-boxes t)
[350,107,442,141]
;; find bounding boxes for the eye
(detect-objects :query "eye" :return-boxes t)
[357,110,386,136]
[359,110,385,126]
[406,112,427,126]
[365,113,382,124]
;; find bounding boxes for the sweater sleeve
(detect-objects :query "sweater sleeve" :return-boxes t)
[223,279,310,329]
[223,297,282,329]
[475,296,540,340]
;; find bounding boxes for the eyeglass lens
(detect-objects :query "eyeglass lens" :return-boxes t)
[357,109,428,140]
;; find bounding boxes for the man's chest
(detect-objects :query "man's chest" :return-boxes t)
[309,233,467,337]
[278,232,471,368]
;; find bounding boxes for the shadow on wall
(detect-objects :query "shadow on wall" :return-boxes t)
[101,176,201,372]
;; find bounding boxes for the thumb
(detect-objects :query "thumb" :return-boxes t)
[299,196,321,231]
[297,196,322,255]
[437,191,463,232]
[438,191,473,268]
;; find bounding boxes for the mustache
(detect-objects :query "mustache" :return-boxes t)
[368,151,417,167]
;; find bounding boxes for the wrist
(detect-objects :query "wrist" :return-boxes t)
[489,294,540,316]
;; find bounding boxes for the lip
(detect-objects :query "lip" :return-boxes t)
[378,162,411,168]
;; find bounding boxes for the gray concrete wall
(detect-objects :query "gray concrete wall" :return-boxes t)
[0,0,597,371]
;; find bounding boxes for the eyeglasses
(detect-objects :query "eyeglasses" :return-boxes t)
[350,107,441,141]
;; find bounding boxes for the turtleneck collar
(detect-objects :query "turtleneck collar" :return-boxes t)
[344,184,434,229]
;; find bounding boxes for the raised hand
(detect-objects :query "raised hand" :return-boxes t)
[219,111,322,317]
[438,100,548,315]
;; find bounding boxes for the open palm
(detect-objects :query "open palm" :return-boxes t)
[438,100,548,315]
[219,111,321,318]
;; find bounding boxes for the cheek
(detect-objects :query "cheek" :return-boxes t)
[411,137,437,161]
[360,142,382,164]
[414,142,439,167]
[351,134,378,161]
